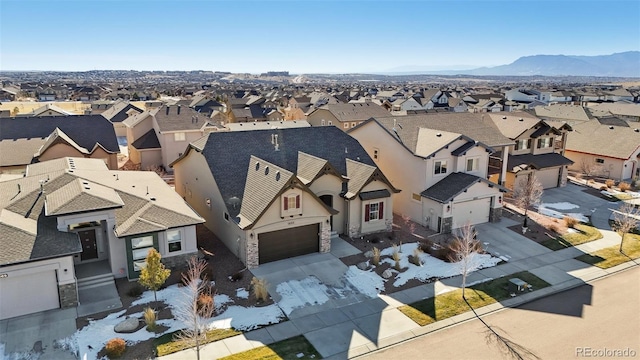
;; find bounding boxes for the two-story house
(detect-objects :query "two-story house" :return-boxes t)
[349,116,508,233]
[123,104,219,171]
[487,112,573,190]
[306,103,390,130]
[170,126,399,268]
[0,157,203,320]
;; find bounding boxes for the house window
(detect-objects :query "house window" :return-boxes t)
[167,229,182,253]
[284,195,300,210]
[131,235,155,271]
[373,148,379,160]
[412,193,421,201]
[343,123,349,129]
[537,137,552,148]
[365,201,384,222]
[515,139,532,151]
[466,158,479,172]
[174,132,186,141]
[595,158,605,164]
[434,160,447,175]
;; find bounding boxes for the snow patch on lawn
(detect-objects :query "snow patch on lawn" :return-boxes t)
[542,202,580,210]
[344,266,386,297]
[276,277,331,315]
[0,343,41,360]
[538,205,589,223]
[236,288,249,299]
[56,284,285,360]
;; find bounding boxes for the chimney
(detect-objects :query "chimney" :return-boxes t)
[177,105,181,115]
[165,106,170,115]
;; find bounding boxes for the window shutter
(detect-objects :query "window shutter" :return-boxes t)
[296,195,300,209]
[365,204,370,222]
[284,196,288,210]
[378,201,384,219]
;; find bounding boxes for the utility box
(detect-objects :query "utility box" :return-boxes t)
[508,278,530,294]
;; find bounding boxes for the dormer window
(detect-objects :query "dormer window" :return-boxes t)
[537,137,552,148]
[515,139,532,151]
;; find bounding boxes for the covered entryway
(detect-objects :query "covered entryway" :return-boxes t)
[0,270,59,320]
[452,198,491,228]
[258,223,320,264]
[319,195,333,229]
[79,229,98,261]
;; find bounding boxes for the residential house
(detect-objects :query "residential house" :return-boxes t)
[586,103,640,122]
[349,115,509,233]
[99,100,144,137]
[124,104,219,172]
[529,104,595,125]
[0,88,17,102]
[170,127,399,268]
[486,112,573,190]
[306,103,390,130]
[0,115,120,174]
[0,157,204,320]
[29,104,74,117]
[565,118,640,180]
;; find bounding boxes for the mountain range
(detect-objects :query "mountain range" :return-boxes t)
[383,51,640,77]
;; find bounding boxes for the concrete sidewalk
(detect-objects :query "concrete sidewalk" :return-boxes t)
[159,221,638,360]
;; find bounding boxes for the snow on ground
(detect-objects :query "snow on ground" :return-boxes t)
[538,205,589,223]
[235,288,249,299]
[55,284,284,359]
[379,242,501,287]
[276,277,331,315]
[542,202,580,210]
[0,343,40,360]
[344,266,386,297]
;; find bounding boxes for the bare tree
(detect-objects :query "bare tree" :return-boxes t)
[612,203,640,254]
[448,223,481,298]
[175,257,214,360]
[579,158,601,183]
[513,174,543,230]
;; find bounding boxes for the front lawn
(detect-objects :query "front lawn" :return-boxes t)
[398,271,550,326]
[540,225,603,250]
[156,328,241,356]
[219,335,321,360]
[575,234,640,269]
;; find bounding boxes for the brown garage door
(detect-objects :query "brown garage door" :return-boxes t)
[258,224,320,264]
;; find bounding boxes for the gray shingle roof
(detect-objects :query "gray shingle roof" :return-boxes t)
[507,153,574,172]
[100,100,143,123]
[131,129,161,149]
[153,105,214,132]
[359,189,391,200]
[195,126,379,220]
[312,103,390,122]
[0,138,46,167]
[567,120,640,159]
[45,178,124,216]
[296,152,328,184]
[421,172,505,203]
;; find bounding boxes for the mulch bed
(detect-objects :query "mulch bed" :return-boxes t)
[501,203,565,244]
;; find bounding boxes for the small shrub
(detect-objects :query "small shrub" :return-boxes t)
[600,186,608,191]
[144,307,156,331]
[619,182,631,192]
[549,224,559,233]
[127,284,143,298]
[392,247,402,270]
[105,338,126,359]
[197,293,214,317]
[605,179,615,188]
[371,247,381,266]
[564,216,579,228]
[410,248,423,266]
[250,277,269,303]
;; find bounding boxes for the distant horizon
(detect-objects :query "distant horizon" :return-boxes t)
[1,1,638,73]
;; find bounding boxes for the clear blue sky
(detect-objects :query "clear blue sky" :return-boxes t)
[1,0,638,73]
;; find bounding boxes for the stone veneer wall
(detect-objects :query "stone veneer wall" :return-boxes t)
[58,283,78,308]
[559,166,569,187]
[320,221,331,253]
[246,239,259,269]
[489,207,503,223]
[162,252,197,269]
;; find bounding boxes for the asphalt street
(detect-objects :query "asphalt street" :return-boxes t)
[361,266,640,360]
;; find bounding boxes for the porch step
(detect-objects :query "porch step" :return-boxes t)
[77,273,116,291]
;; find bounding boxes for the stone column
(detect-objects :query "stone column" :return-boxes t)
[320,220,331,253]
[246,236,259,269]
[442,217,453,234]
[500,145,509,186]
[58,283,78,308]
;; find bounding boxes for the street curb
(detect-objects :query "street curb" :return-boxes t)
[351,259,640,359]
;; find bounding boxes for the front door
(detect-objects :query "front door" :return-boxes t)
[319,195,333,229]
[79,229,98,261]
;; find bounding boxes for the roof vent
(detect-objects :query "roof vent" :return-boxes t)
[264,166,269,175]
[275,171,280,181]
[518,118,524,122]
[255,162,260,171]
[609,126,614,130]
[84,186,91,190]
[502,116,507,119]
[436,133,442,137]
[634,129,639,133]
[150,197,156,201]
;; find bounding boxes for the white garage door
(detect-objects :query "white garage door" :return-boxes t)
[452,198,491,228]
[536,168,560,189]
[0,270,59,320]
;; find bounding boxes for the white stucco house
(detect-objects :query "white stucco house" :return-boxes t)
[0,157,203,320]
[170,126,399,268]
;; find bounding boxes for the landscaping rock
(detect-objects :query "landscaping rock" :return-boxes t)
[357,262,368,270]
[364,250,373,258]
[382,269,393,279]
[114,317,139,333]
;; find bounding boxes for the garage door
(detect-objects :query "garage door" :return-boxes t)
[0,270,60,320]
[536,168,560,189]
[258,224,320,264]
[452,198,491,228]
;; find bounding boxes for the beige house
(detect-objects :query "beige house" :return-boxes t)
[306,103,390,130]
[0,157,203,320]
[124,104,220,171]
[0,114,120,174]
[565,119,640,180]
[171,126,399,268]
[349,118,507,233]
[487,112,573,190]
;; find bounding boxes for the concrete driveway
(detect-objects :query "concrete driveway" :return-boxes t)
[541,183,619,229]
[0,308,77,360]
